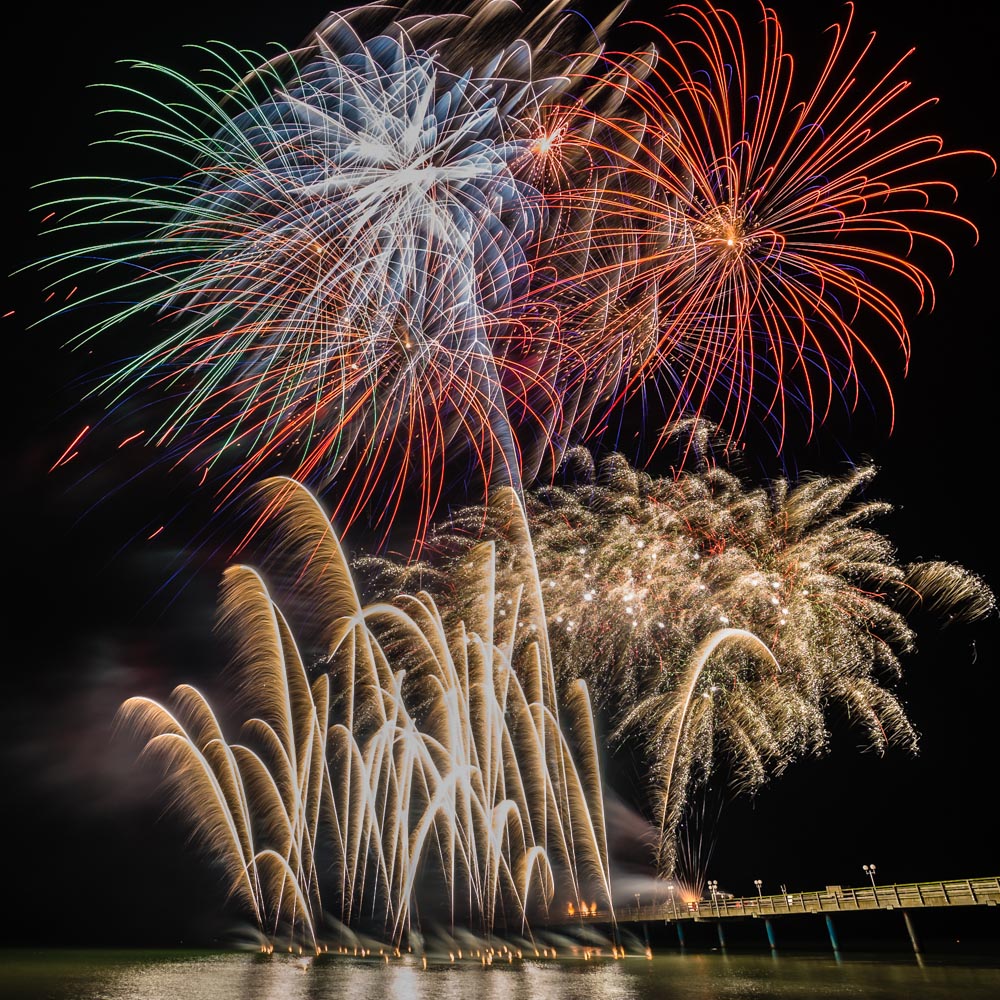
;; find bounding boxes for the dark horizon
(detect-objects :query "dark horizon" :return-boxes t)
[3,0,997,948]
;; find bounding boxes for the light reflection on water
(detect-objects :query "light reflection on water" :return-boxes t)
[2,950,999,1000]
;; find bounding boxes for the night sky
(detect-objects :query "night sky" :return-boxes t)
[3,0,997,947]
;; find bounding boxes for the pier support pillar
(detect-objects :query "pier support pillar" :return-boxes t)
[716,921,726,949]
[902,910,921,957]
[825,914,840,954]
[765,918,777,951]
[676,922,686,949]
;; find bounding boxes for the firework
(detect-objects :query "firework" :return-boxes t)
[35,2,991,541]
[368,439,994,872]
[48,0,995,913]
[35,0,618,546]
[120,476,613,946]
[538,1,993,460]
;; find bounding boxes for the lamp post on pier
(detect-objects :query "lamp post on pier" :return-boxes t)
[754,879,763,900]
[863,864,877,889]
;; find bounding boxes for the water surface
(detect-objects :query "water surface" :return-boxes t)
[3,949,999,1000]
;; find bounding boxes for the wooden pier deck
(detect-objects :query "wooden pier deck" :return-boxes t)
[580,876,1000,925]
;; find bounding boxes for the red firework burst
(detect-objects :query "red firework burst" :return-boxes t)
[540,0,993,458]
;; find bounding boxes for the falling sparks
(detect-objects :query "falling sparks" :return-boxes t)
[120,478,613,947]
[363,437,995,873]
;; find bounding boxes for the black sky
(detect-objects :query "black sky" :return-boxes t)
[2,0,997,947]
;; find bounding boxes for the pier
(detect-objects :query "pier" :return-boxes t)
[561,877,1000,958]
[601,876,1000,924]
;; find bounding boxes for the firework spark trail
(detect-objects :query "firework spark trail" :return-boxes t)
[34,0,620,548]
[533,0,994,464]
[43,0,997,925]
[120,477,614,946]
[33,1,992,547]
[366,438,995,873]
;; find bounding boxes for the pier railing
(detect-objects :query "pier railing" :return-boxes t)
[584,876,1000,924]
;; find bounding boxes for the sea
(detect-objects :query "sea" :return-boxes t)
[2,948,999,1000]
